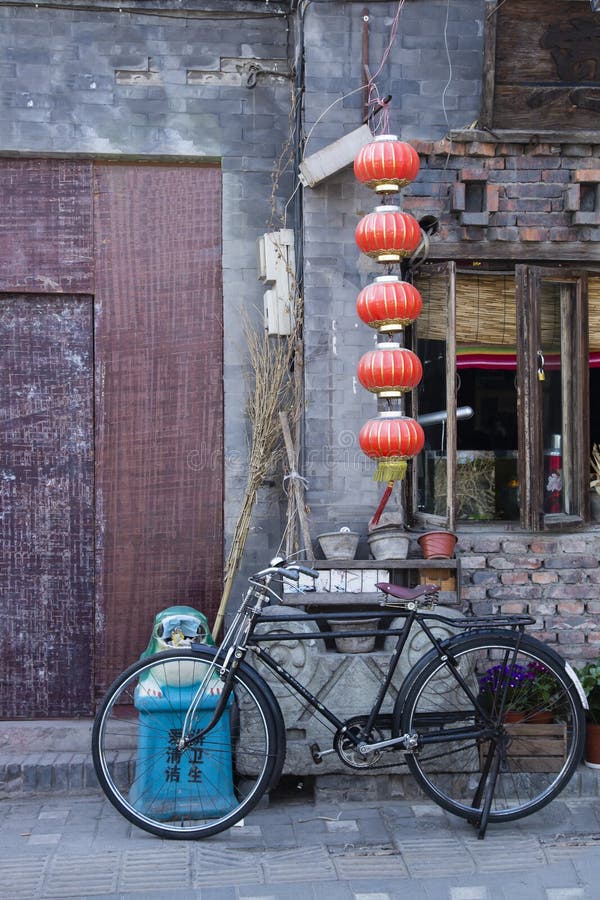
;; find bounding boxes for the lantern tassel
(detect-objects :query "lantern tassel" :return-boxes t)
[373,458,407,482]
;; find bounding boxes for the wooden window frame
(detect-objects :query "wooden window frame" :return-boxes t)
[516,265,589,530]
[410,261,457,531]
[410,263,590,531]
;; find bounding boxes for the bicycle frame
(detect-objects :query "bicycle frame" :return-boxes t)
[248,607,533,756]
[180,583,535,758]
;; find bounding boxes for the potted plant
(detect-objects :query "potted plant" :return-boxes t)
[477,660,568,771]
[576,660,600,768]
[590,443,600,522]
[478,660,558,723]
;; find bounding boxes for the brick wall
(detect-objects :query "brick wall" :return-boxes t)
[459,532,600,667]
[0,0,294,579]
[405,137,600,244]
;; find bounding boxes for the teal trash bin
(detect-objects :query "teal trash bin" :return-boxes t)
[130,606,236,821]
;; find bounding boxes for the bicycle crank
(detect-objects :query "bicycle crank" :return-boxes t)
[333,716,387,768]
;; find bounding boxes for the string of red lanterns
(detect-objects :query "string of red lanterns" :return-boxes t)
[353,133,425,485]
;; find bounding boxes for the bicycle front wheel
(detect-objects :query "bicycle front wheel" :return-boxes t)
[398,632,585,823]
[92,647,285,839]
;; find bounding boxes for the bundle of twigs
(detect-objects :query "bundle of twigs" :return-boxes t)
[212,315,298,638]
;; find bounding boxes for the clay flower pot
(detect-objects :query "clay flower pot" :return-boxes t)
[367,526,410,560]
[585,722,600,769]
[417,530,457,560]
[317,530,360,560]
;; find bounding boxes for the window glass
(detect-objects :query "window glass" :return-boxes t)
[412,265,590,528]
[453,275,518,521]
[414,273,449,519]
[589,277,600,451]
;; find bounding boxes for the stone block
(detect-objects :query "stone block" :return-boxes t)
[531,572,559,585]
[546,583,590,599]
[500,572,529,585]
[557,601,586,616]
[461,212,489,226]
[459,555,487,569]
[488,584,542,601]
[519,227,550,241]
[574,169,600,182]
[471,570,499,585]
[488,556,514,570]
[546,556,599,569]
[470,537,502,553]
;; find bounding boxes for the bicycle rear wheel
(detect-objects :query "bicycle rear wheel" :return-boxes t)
[398,631,585,823]
[92,647,285,839]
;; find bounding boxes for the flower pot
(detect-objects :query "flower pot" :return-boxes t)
[332,618,379,654]
[417,530,457,560]
[317,531,360,560]
[585,721,600,768]
[480,720,566,772]
[591,490,600,523]
[367,527,409,560]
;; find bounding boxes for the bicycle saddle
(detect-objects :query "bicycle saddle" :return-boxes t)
[376,582,440,602]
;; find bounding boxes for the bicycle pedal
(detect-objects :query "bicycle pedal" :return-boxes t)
[310,743,323,764]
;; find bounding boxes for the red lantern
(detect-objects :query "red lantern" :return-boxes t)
[354,134,420,194]
[357,276,422,332]
[355,206,421,263]
[359,415,425,482]
[357,345,422,397]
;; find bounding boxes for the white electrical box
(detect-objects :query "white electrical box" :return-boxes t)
[257,229,295,335]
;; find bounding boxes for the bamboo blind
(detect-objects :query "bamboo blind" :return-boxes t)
[415,273,600,351]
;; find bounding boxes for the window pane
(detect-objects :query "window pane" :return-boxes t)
[415,337,447,515]
[539,280,580,517]
[454,275,518,521]
[589,277,600,451]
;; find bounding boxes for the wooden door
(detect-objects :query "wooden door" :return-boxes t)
[0,295,95,716]
[0,159,223,715]
[93,164,223,696]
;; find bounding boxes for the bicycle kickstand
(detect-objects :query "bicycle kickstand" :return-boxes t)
[474,748,502,840]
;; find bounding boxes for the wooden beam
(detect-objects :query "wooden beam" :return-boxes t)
[427,242,600,262]
[480,0,498,128]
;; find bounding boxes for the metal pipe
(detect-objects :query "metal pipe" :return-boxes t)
[417,406,474,427]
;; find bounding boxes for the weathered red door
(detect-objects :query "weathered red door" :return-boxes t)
[0,159,223,716]
[0,295,95,716]
[93,164,224,696]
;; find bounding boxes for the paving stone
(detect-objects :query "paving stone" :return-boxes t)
[464,834,545,872]
[332,851,407,880]
[399,835,476,878]
[450,889,491,900]
[43,852,120,897]
[120,847,190,892]
[0,856,48,900]
[192,847,263,887]
[262,845,337,883]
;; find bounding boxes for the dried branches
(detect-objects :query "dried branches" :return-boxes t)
[212,313,298,638]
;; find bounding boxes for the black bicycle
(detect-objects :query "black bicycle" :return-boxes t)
[92,556,587,840]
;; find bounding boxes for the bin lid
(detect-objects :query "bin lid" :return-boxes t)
[141,605,214,658]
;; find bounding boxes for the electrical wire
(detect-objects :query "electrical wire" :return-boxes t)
[441,0,452,130]
[0,0,287,19]
[302,0,406,156]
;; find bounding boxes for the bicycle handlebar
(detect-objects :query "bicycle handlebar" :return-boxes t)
[250,562,319,584]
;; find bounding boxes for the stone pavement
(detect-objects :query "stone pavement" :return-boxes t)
[2,784,600,900]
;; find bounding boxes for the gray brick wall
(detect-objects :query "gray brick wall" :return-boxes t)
[301,0,485,539]
[0,0,294,580]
